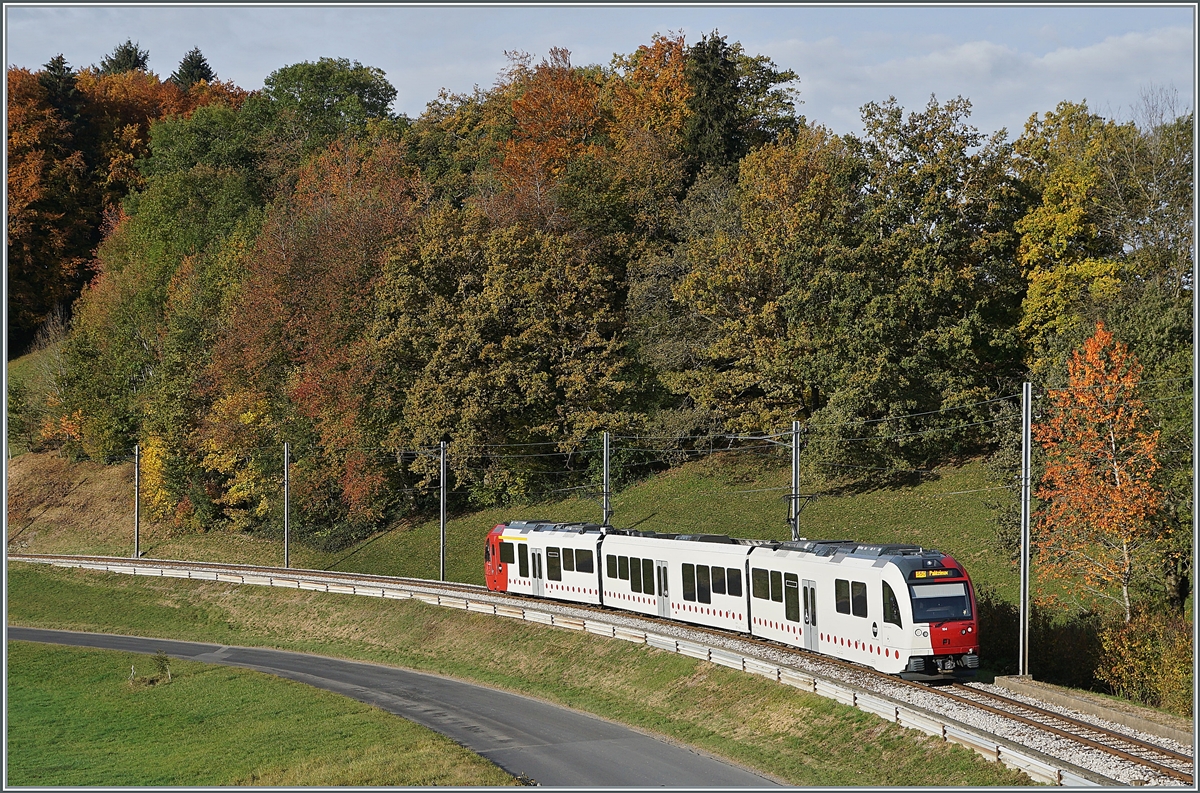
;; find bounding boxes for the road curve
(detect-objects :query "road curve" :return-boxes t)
[9,626,778,788]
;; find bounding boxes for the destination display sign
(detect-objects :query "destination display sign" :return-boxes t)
[911,568,960,579]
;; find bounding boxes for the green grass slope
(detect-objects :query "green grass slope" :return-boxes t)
[9,442,1017,599]
[323,455,1017,601]
[6,640,515,786]
[7,562,1032,787]
[8,447,1018,604]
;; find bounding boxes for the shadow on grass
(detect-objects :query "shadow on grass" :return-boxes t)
[620,512,658,530]
[976,587,1104,690]
[816,468,942,497]
[323,521,418,571]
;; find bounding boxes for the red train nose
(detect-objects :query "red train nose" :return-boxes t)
[933,620,977,653]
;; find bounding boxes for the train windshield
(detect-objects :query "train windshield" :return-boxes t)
[908,582,972,622]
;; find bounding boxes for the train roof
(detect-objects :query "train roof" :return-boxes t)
[769,539,960,575]
[500,521,765,545]
[500,520,605,535]
[497,521,962,574]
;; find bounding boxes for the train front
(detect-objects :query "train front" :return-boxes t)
[898,554,979,681]
[485,524,509,592]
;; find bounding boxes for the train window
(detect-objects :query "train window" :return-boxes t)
[618,556,630,580]
[547,548,562,581]
[835,579,850,614]
[500,542,516,565]
[883,581,902,627]
[658,566,668,597]
[751,568,770,600]
[784,573,800,622]
[770,570,783,603]
[697,565,711,604]
[726,568,742,597]
[682,564,696,601]
[851,581,868,618]
[576,549,594,574]
[519,544,530,578]
[710,566,726,595]
[630,557,643,593]
[607,554,617,579]
[803,586,810,624]
[642,559,655,595]
[810,588,817,626]
[909,582,972,622]
[485,543,491,562]
[562,548,575,572]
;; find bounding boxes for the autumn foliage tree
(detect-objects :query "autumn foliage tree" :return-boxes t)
[1033,322,1163,622]
[16,35,1188,580]
[6,56,248,357]
[203,134,424,538]
[7,64,95,351]
[485,48,605,230]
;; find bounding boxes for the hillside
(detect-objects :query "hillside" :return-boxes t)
[7,448,1016,597]
[10,443,1191,707]
[6,450,288,564]
[7,452,143,555]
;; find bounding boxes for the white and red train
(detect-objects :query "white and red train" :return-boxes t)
[485,521,979,681]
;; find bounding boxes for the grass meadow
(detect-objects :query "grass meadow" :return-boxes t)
[7,562,1032,787]
[6,639,514,786]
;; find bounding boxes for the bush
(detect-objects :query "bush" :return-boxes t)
[7,378,33,452]
[975,586,1018,674]
[1097,610,1192,717]
[1030,606,1104,690]
[152,650,172,683]
[975,588,1104,689]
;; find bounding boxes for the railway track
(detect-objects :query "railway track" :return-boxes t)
[659,611,1194,785]
[11,553,1194,786]
[943,684,1193,785]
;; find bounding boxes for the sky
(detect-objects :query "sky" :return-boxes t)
[4,4,1195,138]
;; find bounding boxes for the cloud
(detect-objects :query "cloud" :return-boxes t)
[774,26,1193,136]
[5,7,1191,138]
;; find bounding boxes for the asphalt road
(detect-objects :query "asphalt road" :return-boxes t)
[9,626,779,788]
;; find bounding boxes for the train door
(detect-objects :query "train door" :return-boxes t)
[784,573,801,635]
[655,560,670,617]
[802,579,818,651]
[880,580,903,658]
[531,549,544,596]
[485,533,500,590]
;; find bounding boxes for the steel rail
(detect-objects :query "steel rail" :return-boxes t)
[12,552,1193,784]
[940,685,1192,784]
[949,684,1193,765]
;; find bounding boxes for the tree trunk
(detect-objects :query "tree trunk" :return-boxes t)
[1122,538,1132,623]
[1164,556,1191,612]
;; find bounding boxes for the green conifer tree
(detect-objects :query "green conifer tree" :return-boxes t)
[38,55,80,121]
[98,39,149,75]
[170,47,215,89]
[682,32,744,176]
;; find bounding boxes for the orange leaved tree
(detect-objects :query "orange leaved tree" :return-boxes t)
[1032,322,1162,622]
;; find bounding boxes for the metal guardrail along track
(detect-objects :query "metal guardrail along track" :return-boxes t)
[13,553,1189,786]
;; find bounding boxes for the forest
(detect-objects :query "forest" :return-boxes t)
[6,34,1193,706]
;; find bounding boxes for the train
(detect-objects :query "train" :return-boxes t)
[484,520,979,681]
